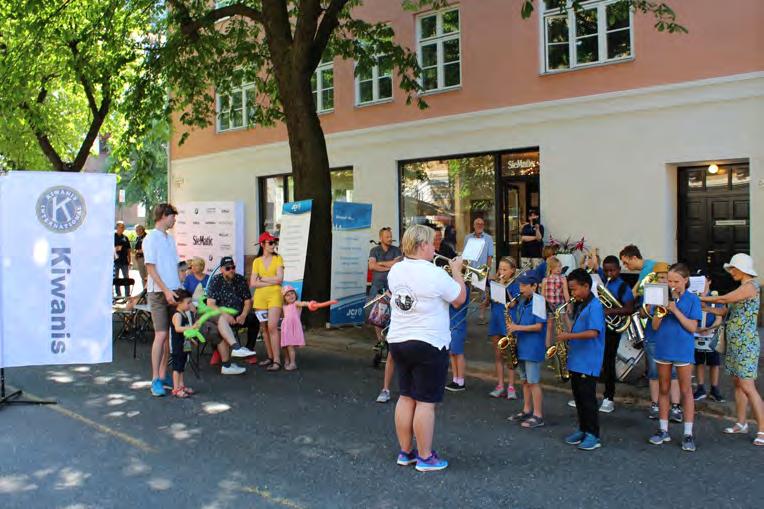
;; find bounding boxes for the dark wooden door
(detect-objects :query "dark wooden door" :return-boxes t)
[678,164,750,294]
[500,182,522,264]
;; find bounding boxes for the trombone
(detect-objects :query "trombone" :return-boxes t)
[432,254,489,283]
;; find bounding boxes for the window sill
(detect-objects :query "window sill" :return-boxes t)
[355,97,394,109]
[540,56,634,76]
[216,126,247,134]
[317,109,334,116]
[418,85,462,97]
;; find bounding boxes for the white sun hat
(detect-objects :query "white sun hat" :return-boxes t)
[723,253,758,277]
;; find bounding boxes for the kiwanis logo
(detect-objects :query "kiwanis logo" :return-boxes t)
[36,186,87,233]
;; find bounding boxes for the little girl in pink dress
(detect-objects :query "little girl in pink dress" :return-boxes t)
[280,285,307,371]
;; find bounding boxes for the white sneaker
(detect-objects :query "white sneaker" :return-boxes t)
[506,386,518,400]
[567,399,577,408]
[221,363,246,375]
[376,389,391,403]
[599,398,615,413]
[231,346,256,358]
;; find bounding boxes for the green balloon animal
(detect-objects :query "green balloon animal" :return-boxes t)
[183,296,238,344]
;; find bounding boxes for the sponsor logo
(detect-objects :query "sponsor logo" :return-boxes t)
[192,235,213,246]
[218,220,233,225]
[220,244,232,250]
[192,221,200,225]
[36,186,87,233]
[221,208,231,213]
[206,208,216,213]
[194,208,199,214]
[218,233,230,238]
[392,285,417,312]
[204,221,216,225]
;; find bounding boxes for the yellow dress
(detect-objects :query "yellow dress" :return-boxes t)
[252,255,284,309]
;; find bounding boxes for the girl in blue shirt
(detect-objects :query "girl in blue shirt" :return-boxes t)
[556,269,606,451]
[488,257,521,399]
[649,263,702,452]
[506,273,547,428]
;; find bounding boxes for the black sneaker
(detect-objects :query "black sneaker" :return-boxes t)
[445,381,466,392]
[693,385,707,401]
[709,387,726,402]
[682,434,696,452]
[670,405,683,423]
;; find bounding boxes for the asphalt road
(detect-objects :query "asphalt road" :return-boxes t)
[1,340,762,509]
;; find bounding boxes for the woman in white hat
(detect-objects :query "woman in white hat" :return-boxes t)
[701,253,763,446]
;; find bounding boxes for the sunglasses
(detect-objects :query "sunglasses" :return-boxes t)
[223,265,236,271]
[266,240,278,246]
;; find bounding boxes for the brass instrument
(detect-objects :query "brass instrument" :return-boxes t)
[627,311,646,347]
[597,279,632,333]
[546,298,574,382]
[432,254,489,284]
[497,294,520,368]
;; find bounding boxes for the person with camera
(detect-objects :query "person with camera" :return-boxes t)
[520,209,544,270]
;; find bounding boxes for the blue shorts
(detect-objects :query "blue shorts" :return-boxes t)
[518,360,542,384]
[389,340,449,403]
[645,342,677,380]
[449,327,467,355]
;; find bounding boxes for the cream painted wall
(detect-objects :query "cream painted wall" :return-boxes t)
[171,72,764,275]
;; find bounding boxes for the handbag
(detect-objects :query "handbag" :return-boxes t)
[367,294,391,328]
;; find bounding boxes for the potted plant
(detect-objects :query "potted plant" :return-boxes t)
[548,236,587,275]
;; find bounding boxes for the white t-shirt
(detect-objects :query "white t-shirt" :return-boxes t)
[386,258,462,349]
[143,229,180,293]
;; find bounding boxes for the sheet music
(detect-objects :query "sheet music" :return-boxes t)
[490,281,507,304]
[688,276,706,295]
[461,237,485,262]
[471,273,487,292]
[532,293,547,320]
[644,283,669,306]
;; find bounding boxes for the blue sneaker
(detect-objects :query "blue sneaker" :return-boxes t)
[577,433,602,451]
[649,429,671,445]
[161,374,174,388]
[415,451,448,472]
[150,378,166,397]
[396,449,418,466]
[564,430,585,445]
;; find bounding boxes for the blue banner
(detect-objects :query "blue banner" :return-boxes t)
[280,199,312,300]
[330,202,372,326]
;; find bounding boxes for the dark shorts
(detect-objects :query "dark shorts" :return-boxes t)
[389,340,449,403]
[695,349,721,367]
[147,292,174,333]
[170,335,188,373]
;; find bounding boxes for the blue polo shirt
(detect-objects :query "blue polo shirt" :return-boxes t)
[512,298,547,362]
[534,261,547,281]
[653,291,702,364]
[605,276,634,305]
[488,281,520,337]
[566,297,606,376]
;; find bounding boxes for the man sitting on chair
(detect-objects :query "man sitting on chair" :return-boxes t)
[205,256,259,374]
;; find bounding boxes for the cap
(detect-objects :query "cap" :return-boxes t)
[258,232,278,244]
[281,285,296,296]
[220,256,235,267]
[652,261,670,274]
[516,271,540,285]
[723,253,758,277]
[693,268,710,278]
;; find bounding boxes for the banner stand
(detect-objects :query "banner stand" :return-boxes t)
[0,368,57,409]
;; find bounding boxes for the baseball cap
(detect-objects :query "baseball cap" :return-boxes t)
[220,256,235,268]
[258,232,278,243]
[516,271,540,285]
[652,261,670,274]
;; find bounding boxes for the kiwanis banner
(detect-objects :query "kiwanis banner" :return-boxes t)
[174,202,245,274]
[279,200,312,299]
[0,171,115,368]
[329,202,372,326]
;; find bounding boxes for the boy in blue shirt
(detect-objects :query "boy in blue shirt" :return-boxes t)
[557,269,606,451]
[598,255,634,413]
[506,273,547,428]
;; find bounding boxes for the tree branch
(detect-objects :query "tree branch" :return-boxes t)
[20,85,67,171]
[168,0,264,41]
[71,81,112,171]
[293,0,322,58]
[309,0,350,70]
[67,40,100,116]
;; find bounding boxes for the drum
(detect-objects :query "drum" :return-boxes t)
[615,331,645,382]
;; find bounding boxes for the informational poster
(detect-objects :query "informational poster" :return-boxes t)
[0,171,115,368]
[174,201,244,274]
[329,202,372,326]
[279,200,312,298]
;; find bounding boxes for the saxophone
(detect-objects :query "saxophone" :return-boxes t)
[497,294,520,368]
[546,298,575,382]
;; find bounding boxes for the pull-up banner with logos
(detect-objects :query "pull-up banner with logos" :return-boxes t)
[329,202,372,326]
[279,200,312,299]
[0,171,115,368]
[174,202,245,274]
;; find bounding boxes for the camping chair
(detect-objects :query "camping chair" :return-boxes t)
[112,277,135,304]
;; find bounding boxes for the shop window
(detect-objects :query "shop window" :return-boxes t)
[417,8,461,92]
[542,0,632,73]
[400,155,495,250]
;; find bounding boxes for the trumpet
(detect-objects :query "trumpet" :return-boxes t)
[546,298,574,382]
[597,279,632,333]
[432,254,489,283]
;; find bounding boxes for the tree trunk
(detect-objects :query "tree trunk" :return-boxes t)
[281,75,333,327]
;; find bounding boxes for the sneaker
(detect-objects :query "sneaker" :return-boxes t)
[648,402,659,420]
[709,387,726,402]
[210,350,222,366]
[693,385,707,401]
[150,378,166,397]
[489,386,506,398]
[396,449,418,466]
[506,386,517,400]
[415,451,448,472]
[445,382,466,392]
[564,430,585,445]
[231,346,256,358]
[681,434,696,452]
[649,429,671,445]
[161,374,174,389]
[376,389,391,403]
[670,405,684,423]
[221,363,245,375]
[567,399,577,408]
[599,398,615,413]
[577,433,602,451]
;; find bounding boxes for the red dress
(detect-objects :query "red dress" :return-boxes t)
[280,303,305,347]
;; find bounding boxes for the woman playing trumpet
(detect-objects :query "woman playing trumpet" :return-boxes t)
[488,257,520,399]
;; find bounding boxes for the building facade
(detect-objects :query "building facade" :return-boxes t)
[169,0,764,287]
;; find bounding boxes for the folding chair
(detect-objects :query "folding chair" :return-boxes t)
[112,277,135,303]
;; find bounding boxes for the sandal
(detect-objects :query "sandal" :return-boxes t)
[171,388,189,399]
[521,416,545,429]
[258,358,273,367]
[266,362,282,372]
[180,386,194,395]
[284,364,298,371]
[754,432,764,447]
[723,423,749,434]
[508,411,532,422]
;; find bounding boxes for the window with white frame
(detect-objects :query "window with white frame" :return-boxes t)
[217,85,256,132]
[543,0,632,72]
[417,8,460,92]
[355,54,393,105]
[312,56,334,113]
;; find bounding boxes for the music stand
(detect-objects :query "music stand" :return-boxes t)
[0,368,57,409]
